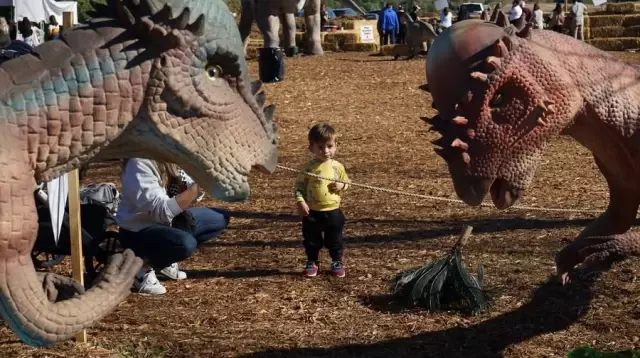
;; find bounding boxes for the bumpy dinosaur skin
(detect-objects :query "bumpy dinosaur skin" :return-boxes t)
[0,0,277,347]
[425,18,640,284]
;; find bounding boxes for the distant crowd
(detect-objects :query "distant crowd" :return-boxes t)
[0,15,63,63]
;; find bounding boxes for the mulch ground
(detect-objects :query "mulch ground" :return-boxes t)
[2,51,640,358]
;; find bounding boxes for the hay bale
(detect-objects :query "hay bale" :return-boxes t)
[604,2,638,14]
[340,19,377,30]
[323,31,360,46]
[589,26,626,38]
[342,43,379,52]
[587,37,640,51]
[623,25,640,36]
[587,14,640,28]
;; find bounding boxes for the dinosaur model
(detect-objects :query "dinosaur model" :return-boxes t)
[238,0,367,56]
[424,13,640,284]
[0,0,277,347]
[393,12,437,60]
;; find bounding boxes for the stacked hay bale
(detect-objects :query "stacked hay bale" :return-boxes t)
[584,2,640,51]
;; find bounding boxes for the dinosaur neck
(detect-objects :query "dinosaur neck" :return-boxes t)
[0,20,153,183]
[561,51,640,185]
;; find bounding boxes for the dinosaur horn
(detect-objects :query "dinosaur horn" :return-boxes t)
[516,23,533,39]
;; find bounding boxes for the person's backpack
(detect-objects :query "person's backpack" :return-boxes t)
[79,183,122,216]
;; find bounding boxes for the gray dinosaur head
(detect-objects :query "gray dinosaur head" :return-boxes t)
[100,0,278,201]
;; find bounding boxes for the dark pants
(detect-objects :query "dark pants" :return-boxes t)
[383,31,396,45]
[119,207,230,268]
[302,209,345,263]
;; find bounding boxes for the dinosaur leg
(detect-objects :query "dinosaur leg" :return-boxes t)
[564,156,638,243]
[555,156,639,284]
[0,131,142,347]
[238,0,255,56]
[303,0,323,55]
[555,233,640,284]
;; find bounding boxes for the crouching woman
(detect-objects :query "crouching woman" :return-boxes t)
[117,158,230,295]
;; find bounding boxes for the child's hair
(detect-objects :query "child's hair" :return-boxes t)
[308,123,336,144]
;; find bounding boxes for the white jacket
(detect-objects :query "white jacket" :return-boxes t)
[116,158,183,232]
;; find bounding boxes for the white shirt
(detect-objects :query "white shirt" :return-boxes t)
[440,11,452,28]
[116,158,184,232]
[509,5,523,21]
[533,9,544,29]
[571,2,586,25]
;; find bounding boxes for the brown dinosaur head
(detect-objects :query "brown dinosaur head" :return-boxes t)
[105,0,278,201]
[425,19,580,209]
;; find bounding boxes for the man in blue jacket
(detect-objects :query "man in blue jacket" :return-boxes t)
[380,3,399,45]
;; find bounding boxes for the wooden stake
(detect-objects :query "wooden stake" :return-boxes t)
[455,225,474,250]
[68,169,87,344]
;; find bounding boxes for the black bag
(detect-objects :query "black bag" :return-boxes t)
[258,47,285,83]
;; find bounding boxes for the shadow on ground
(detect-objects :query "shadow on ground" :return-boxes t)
[239,274,598,358]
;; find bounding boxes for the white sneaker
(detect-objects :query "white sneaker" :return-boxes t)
[133,268,167,295]
[156,263,187,280]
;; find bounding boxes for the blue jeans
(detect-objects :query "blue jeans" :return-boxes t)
[119,208,230,268]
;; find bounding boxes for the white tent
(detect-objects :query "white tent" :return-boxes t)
[0,0,78,25]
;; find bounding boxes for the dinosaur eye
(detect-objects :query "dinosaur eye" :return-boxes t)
[489,92,504,108]
[205,64,223,80]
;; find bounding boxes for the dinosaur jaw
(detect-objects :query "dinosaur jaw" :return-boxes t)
[489,178,522,210]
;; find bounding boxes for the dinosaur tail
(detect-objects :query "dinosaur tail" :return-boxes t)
[0,250,142,346]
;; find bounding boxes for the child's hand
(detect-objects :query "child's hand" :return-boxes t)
[328,182,345,193]
[296,201,310,216]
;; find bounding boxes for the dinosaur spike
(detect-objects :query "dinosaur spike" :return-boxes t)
[115,1,136,26]
[418,83,430,93]
[495,11,509,28]
[470,71,489,84]
[251,80,262,95]
[187,14,206,36]
[452,116,468,125]
[431,137,447,148]
[493,39,508,57]
[174,7,191,29]
[256,91,266,107]
[467,129,476,139]
[517,23,533,39]
[462,152,471,165]
[451,138,469,151]
[264,104,276,121]
[489,3,501,22]
[486,56,502,69]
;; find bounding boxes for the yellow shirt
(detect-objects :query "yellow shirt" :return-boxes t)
[293,159,349,211]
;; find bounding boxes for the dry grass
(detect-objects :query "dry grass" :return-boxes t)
[587,37,640,51]
[3,51,640,358]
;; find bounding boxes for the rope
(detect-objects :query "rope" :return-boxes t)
[276,164,604,215]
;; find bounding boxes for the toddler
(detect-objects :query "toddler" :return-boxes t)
[293,123,350,278]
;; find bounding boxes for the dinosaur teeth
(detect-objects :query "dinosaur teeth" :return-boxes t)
[537,118,548,126]
[451,138,469,151]
[452,116,468,125]
[251,80,263,95]
[470,72,489,84]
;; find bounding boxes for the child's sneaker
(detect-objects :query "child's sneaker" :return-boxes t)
[156,262,187,280]
[303,261,319,277]
[331,261,345,278]
[133,268,167,295]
